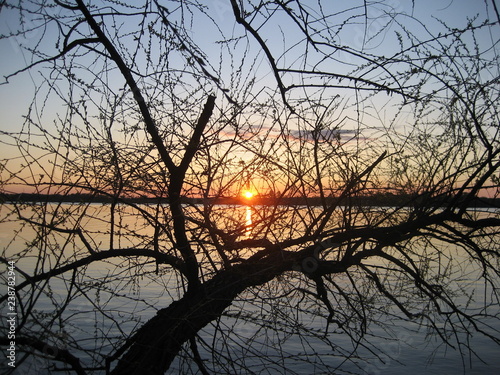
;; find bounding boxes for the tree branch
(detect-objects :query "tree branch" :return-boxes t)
[230,0,291,109]
[0,248,185,304]
[178,95,216,176]
[74,0,177,173]
[0,336,86,375]
[166,96,216,292]
[3,38,101,83]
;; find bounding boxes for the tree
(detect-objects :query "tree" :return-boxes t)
[1,1,499,374]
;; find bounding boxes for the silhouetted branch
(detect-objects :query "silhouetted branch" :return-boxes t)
[0,248,185,304]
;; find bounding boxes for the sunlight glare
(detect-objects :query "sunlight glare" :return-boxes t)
[243,190,254,199]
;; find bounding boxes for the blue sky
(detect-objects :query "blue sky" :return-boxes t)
[0,0,494,133]
[0,0,497,192]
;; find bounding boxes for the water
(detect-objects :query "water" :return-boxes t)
[1,203,499,374]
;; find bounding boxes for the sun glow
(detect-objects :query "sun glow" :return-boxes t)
[243,190,254,199]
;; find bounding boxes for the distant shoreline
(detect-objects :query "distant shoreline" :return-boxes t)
[1,193,499,209]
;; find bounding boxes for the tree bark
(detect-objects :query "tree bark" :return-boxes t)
[110,252,295,374]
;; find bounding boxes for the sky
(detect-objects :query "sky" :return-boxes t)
[0,0,493,124]
[1,0,492,121]
[0,0,497,194]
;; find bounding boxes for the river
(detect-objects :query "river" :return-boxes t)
[1,203,499,374]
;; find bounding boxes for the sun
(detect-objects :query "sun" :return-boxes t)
[243,190,254,199]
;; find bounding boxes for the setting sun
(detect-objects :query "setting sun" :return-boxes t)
[243,190,254,199]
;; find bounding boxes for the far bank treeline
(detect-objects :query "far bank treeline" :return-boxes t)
[1,192,499,209]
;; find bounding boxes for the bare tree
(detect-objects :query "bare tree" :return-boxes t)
[1,1,499,374]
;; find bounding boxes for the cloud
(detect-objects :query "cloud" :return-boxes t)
[287,128,358,142]
[217,125,363,144]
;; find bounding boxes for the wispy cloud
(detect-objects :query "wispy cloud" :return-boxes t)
[287,128,358,142]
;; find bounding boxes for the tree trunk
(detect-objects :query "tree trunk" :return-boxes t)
[110,254,292,375]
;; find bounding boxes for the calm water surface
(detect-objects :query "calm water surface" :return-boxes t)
[1,204,499,374]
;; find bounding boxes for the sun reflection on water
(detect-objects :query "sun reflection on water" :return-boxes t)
[245,205,252,238]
